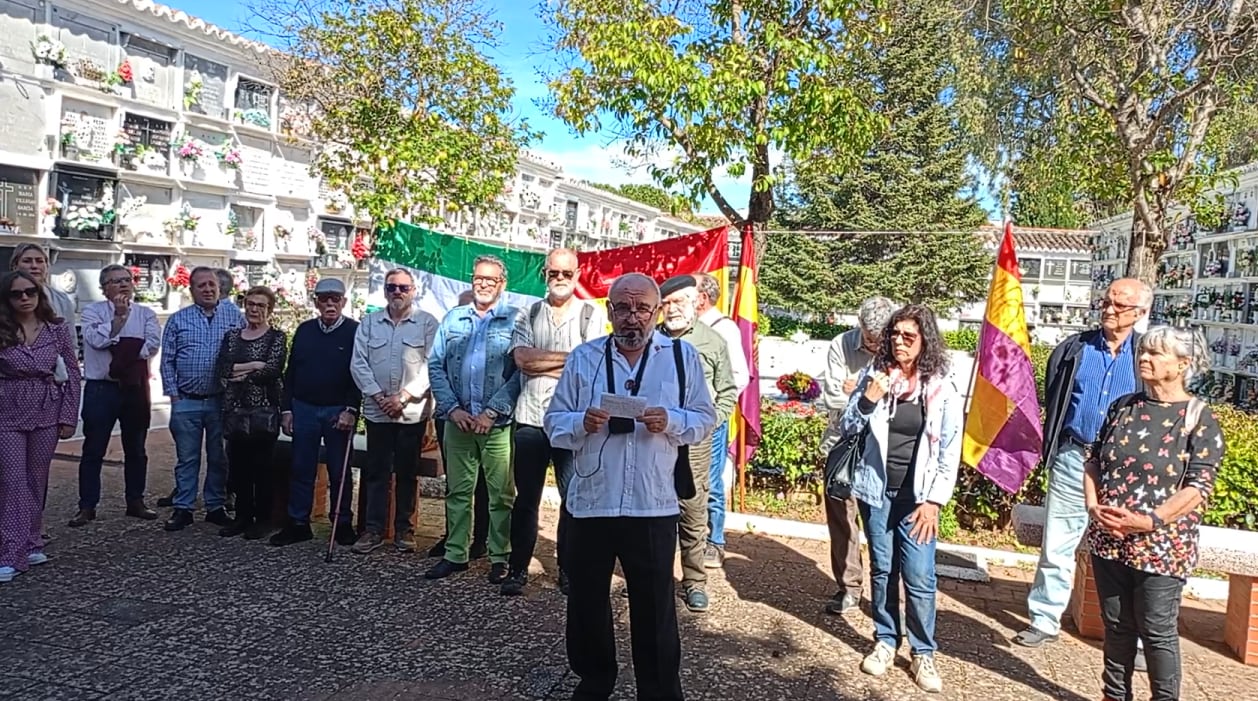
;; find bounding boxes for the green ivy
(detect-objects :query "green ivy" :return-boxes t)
[750,400,828,487]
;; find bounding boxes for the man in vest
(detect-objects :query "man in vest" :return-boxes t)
[500,248,607,596]
[693,273,749,569]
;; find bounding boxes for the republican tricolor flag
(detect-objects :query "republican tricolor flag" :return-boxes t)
[961,222,1043,493]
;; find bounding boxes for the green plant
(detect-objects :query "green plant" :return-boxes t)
[763,313,851,340]
[1204,405,1258,530]
[750,399,828,489]
[939,500,959,541]
[943,328,979,353]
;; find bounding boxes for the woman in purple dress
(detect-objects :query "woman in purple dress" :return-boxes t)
[0,270,81,583]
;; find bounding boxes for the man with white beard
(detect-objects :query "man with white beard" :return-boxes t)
[656,275,736,613]
[501,248,606,596]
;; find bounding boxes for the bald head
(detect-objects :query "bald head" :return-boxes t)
[608,273,659,352]
[1100,277,1151,338]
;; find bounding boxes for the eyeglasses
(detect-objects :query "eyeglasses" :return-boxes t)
[244,300,270,310]
[546,269,576,281]
[610,305,657,321]
[8,287,39,299]
[385,283,413,294]
[890,330,920,344]
[104,276,136,286]
[472,275,502,285]
[1099,298,1141,313]
[315,293,343,303]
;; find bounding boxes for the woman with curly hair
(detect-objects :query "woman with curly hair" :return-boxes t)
[840,303,962,694]
[0,270,81,583]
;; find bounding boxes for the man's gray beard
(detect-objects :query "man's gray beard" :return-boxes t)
[663,316,691,332]
[615,328,649,350]
[548,286,574,303]
[388,298,411,312]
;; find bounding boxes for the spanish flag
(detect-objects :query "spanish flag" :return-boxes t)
[728,224,761,467]
[369,221,731,318]
[961,222,1043,493]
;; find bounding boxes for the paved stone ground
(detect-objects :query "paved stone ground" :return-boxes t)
[4,432,1257,700]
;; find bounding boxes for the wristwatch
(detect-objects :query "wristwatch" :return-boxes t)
[1149,512,1165,530]
[485,408,499,420]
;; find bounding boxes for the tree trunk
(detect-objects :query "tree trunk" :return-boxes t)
[1124,187,1166,287]
[747,157,774,261]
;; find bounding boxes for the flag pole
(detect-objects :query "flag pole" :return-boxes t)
[737,424,747,513]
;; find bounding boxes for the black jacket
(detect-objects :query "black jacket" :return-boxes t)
[1041,328,1145,465]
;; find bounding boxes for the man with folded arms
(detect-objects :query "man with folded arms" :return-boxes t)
[69,265,161,527]
[272,278,361,547]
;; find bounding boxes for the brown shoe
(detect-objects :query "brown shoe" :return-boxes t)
[68,509,96,528]
[125,500,157,520]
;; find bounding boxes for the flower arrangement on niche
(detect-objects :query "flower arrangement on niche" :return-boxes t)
[174,135,206,163]
[41,197,61,217]
[309,228,328,255]
[305,269,320,292]
[234,108,271,129]
[107,60,133,87]
[324,191,348,214]
[166,265,190,292]
[31,35,67,69]
[184,71,204,109]
[776,371,821,402]
[216,141,242,169]
[350,232,372,261]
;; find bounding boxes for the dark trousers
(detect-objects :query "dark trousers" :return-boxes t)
[436,418,488,545]
[286,400,354,526]
[825,493,864,596]
[78,380,151,509]
[226,432,278,524]
[1092,555,1184,701]
[509,424,574,574]
[363,421,421,537]
[567,516,683,701]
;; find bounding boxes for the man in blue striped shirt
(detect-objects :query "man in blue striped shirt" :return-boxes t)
[159,267,245,531]
[1015,278,1150,650]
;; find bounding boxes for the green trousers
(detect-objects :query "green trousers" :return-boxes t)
[442,422,514,564]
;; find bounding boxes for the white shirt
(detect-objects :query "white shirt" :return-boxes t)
[79,300,161,381]
[544,331,717,519]
[698,307,748,392]
[510,298,608,427]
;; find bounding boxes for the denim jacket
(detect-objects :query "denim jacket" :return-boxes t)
[428,302,522,426]
[840,366,963,507]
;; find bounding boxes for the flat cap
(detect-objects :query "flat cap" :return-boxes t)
[313,278,346,295]
[659,274,697,299]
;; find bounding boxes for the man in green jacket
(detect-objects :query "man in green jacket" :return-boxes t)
[657,275,737,613]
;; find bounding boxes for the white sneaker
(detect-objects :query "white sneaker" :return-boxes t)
[0,566,16,583]
[911,654,943,693]
[27,552,49,566]
[860,641,896,676]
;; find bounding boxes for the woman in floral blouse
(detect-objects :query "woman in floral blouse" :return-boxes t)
[1084,325,1225,701]
[216,286,287,541]
[0,271,81,583]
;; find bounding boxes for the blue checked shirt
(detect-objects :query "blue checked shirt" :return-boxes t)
[160,300,245,398]
[1062,332,1137,444]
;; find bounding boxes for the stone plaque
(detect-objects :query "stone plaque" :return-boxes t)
[233,78,273,127]
[0,80,47,157]
[185,54,228,119]
[123,34,177,109]
[0,0,42,72]
[123,113,172,152]
[52,167,117,240]
[117,182,173,241]
[50,7,115,66]
[124,253,169,296]
[0,165,39,235]
[237,135,272,194]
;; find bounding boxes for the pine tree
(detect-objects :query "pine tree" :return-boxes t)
[771,0,991,313]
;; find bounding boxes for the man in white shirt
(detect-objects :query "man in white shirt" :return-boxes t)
[501,248,607,597]
[545,272,716,701]
[693,272,748,569]
[69,264,161,527]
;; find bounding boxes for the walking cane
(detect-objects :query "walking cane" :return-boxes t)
[325,428,355,563]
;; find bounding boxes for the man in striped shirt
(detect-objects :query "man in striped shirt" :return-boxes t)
[159,267,245,531]
[1015,278,1150,652]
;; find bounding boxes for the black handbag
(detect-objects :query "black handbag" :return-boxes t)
[824,426,866,501]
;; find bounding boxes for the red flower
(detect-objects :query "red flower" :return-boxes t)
[166,265,190,289]
[350,233,371,261]
[117,60,133,84]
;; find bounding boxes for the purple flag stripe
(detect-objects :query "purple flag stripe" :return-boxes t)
[977,322,1041,419]
[981,404,1044,493]
[973,321,1043,493]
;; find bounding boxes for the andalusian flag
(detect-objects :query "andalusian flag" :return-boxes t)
[369,221,731,319]
[728,224,761,467]
[961,222,1043,493]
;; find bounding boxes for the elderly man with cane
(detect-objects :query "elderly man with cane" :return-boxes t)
[272,278,362,547]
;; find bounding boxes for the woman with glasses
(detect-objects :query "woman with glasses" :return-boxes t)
[0,271,81,583]
[840,303,961,693]
[216,286,287,540]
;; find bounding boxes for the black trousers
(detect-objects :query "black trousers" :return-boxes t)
[509,424,574,574]
[1092,555,1184,701]
[567,515,683,701]
[363,421,423,537]
[436,418,488,545]
[226,432,278,524]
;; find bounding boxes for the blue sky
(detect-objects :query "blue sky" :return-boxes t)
[165,0,751,216]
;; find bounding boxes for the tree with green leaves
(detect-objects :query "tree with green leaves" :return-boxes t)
[543,0,884,238]
[758,231,840,313]
[973,0,1258,282]
[249,0,535,226]
[771,0,991,313]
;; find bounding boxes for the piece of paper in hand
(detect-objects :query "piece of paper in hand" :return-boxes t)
[600,393,648,419]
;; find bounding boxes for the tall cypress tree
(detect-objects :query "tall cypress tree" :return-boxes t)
[772,0,991,313]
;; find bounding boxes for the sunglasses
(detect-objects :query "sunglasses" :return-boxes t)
[8,287,39,300]
[315,293,343,303]
[104,276,138,286]
[546,269,575,281]
[890,330,920,344]
[385,283,413,294]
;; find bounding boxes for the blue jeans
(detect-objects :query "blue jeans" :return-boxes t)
[287,400,354,526]
[860,492,938,655]
[706,421,729,547]
[1027,445,1087,636]
[169,396,227,512]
